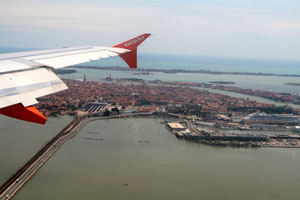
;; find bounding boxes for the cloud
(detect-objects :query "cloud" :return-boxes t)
[1,0,299,35]
[0,1,167,33]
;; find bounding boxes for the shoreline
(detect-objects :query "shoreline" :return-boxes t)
[2,113,299,199]
[74,65,300,78]
[114,78,300,108]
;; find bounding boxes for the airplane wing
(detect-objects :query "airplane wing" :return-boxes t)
[0,33,151,124]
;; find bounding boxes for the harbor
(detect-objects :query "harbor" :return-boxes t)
[6,117,300,200]
[164,114,300,148]
[2,102,300,199]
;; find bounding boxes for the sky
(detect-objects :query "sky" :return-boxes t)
[0,0,299,60]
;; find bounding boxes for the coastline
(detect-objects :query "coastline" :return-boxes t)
[74,65,300,78]
[114,78,300,108]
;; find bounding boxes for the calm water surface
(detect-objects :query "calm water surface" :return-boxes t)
[0,115,72,184]
[11,118,300,200]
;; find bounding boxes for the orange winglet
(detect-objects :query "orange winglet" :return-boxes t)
[0,103,47,124]
[118,49,137,69]
[113,33,151,69]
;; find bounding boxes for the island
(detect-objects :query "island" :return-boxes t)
[209,81,235,84]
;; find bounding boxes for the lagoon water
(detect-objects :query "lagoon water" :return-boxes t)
[0,115,73,185]
[8,118,300,200]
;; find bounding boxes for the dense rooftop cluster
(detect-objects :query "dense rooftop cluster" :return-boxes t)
[136,79,300,104]
[37,79,291,116]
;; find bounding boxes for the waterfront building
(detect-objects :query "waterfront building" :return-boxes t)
[167,122,186,132]
[84,102,109,113]
[293,126,300,133]
[175,129,191,139]
[138,106,158,112]
[249,124,289,131]
[195,121,215,128]
[243,113,300,125]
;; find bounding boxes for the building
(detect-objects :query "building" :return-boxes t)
[84,102,109,113]
[83,73,86,83]
[138,106,157,112]
[166,104,183,113]
[184,104,202,111]
[216,114,231,121]
[195,121,215,128]
[243,113,300,125]
[167,122,186,132]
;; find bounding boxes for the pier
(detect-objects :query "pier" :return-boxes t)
[166,119,300,148]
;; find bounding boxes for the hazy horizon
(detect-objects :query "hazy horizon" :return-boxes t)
[1,46,300,63]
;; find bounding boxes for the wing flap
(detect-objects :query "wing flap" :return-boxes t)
[0,60,32,73]
[0,68,67,109]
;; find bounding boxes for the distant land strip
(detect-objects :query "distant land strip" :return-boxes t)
[285,82,300,86]
[73,66,300,78]
[209,81,235,84]
[53,69,77,74]
[113,78,300,106]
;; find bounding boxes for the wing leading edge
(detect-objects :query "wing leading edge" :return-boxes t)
[0,33,151,124]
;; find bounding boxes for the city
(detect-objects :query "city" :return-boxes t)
[36,78,300,148]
